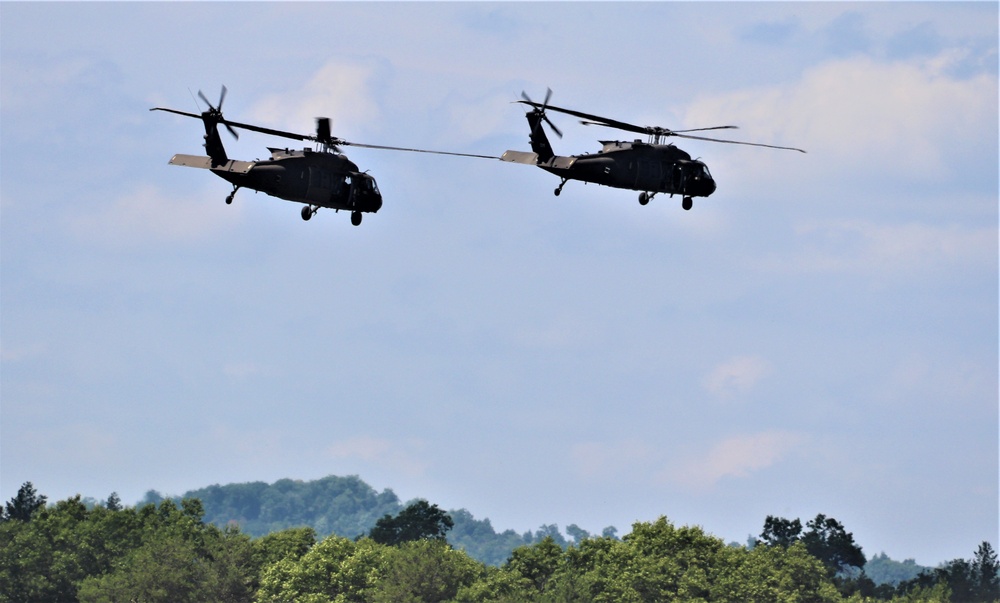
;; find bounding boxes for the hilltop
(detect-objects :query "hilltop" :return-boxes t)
[140,473,928,579]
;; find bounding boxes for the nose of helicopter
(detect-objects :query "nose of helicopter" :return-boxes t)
[704,177,716,196]
[688,175,716,197]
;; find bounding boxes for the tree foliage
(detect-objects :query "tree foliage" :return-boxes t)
[183,475,402,538]
[2,482,47,522]
[151,475,614,567]
[865,553,928,586]
[759,514,866,577]
[760,515,802,548]
[802,514,867,577]
[369,500,454,546]
[1,484,996,603]
[892,541,1000,603]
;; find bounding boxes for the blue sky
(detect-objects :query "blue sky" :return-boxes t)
[1,2,996,567]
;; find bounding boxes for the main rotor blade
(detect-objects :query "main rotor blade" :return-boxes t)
[671,132,806,153]
[662,125,739,134]
[152,107,499,158]
[518,100,649,136]
[523,101,746,143]
[344,141,498,160]
[151,107,314,141]
[219,118,315,142]
[523,102,804,152]
[171,93,308,142]
[151,107,202,120]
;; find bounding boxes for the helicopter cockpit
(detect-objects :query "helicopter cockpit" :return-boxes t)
[679,159,716,197]
[350,172,383,214]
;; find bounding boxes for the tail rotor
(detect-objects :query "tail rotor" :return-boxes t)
[198,86,239,140]
[195,85,235,165]
[521,88,563,139]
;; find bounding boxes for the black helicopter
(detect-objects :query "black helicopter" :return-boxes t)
[501,89,805,210]
[152,87,496,225]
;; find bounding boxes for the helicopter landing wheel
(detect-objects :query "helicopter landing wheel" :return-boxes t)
[351,211,362,226]
[225,194,234,205]
[554,179,568,197]
[639,192,650,206]
[682,196,693,211]
[301,205,315,221]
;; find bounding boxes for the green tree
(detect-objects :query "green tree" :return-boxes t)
[566,524,590,545]
[77,499,255,603]
[256,535,386,603]
[864,552,927,586]
[2,482,47,522]
[186,475,402,539]
[369,500,454,546]
[372,539,483,603]
[505,536,564,593]
[801,514,866,577]
[253,527,317,568]
[454,564,532,602]
[448,509,532,567]
[554,517,842,603]
[0,495,104,602]
[900,542,1000,603]
[759,516,803,548]
[971,541,1000,601]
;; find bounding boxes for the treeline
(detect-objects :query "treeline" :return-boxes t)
[2,482,998,602]
[145,474,617,566]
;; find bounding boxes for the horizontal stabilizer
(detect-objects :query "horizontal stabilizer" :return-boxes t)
[168,154,254,174]
[548,156,576,170]
[500,150,539,165]
[169,154,213,169]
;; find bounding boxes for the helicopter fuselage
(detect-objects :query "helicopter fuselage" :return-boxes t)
[502,106,717,209]
[544,141,716,198]
[169,147,383,220]
[501,140,716,204]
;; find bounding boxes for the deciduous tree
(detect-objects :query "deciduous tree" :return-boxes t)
[369,500,453,546]
[801,514,866,577]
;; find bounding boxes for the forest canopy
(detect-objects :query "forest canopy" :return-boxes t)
[2,480,997,603]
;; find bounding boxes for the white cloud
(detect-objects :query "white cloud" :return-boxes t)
[662,431,806,491]
[248,60,381,138]
[441,89,519,146]
[684,53,997,183]
[703,355,772,399]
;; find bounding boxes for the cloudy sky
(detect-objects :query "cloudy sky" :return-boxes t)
[1,2,996,567]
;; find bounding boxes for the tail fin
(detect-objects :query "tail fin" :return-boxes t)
[201,114,229,167]
[519,89,562,163]
[198,86,236,167]
[526,111,555,163]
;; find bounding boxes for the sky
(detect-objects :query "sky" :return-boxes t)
[1,2,996,568]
